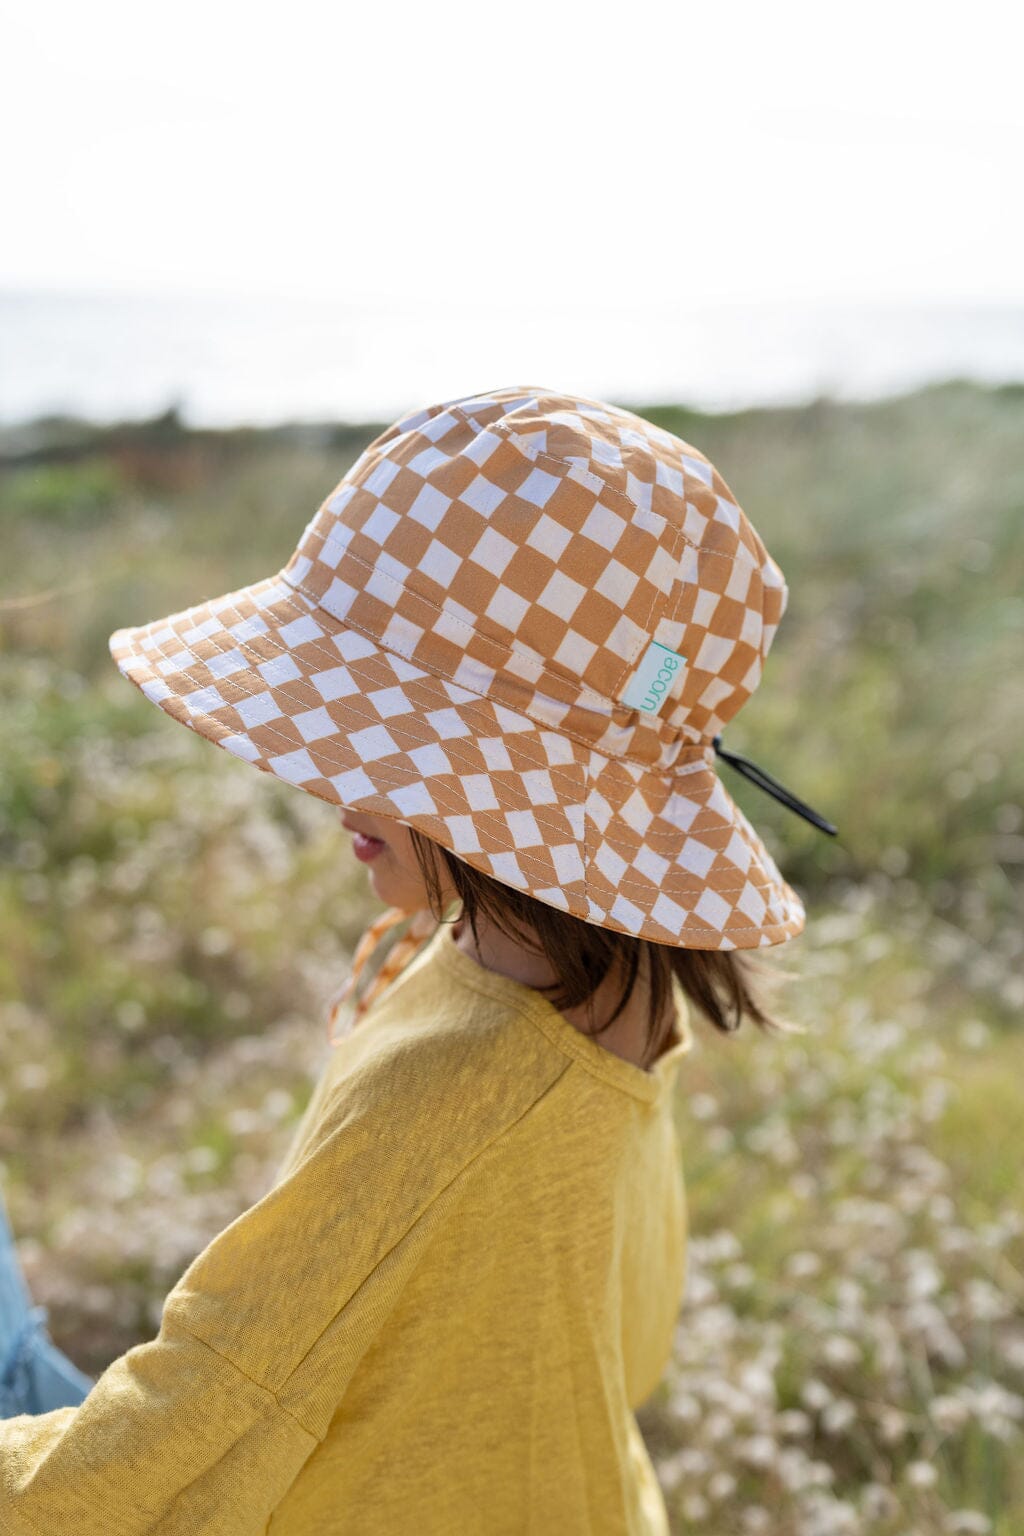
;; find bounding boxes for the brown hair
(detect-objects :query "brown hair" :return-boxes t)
[407,829,803,1066]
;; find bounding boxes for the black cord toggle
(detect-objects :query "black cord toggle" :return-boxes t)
[712,735,838,836]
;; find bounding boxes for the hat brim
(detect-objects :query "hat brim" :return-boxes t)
[109,568,805,950]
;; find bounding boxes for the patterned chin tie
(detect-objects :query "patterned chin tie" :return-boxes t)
[325,905,442,1046]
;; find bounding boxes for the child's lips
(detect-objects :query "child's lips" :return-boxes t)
[339,813,387,862]
[351,831,386,863]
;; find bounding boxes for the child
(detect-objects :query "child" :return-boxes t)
[1,385,835,1534]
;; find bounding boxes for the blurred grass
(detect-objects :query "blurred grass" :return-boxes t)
[1,383,1021,1534]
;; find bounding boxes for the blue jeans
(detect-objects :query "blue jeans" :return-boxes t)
[0,1186,95,1417]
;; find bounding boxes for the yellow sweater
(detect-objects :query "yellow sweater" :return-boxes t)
[1,919,693,1534]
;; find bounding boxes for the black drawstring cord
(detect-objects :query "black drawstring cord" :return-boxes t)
[712,735,838,836]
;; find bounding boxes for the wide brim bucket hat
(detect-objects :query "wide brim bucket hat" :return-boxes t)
[109,384,834,951]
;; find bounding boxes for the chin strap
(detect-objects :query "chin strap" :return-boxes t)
[712,735,838,837]
[325,905,439,1045]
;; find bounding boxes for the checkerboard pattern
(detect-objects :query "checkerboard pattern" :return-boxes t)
[109,384,805,949]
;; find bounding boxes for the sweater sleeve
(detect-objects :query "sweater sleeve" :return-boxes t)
[0,1034,479,1535]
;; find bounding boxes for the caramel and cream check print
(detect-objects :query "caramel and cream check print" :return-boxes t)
[109,385,805,949]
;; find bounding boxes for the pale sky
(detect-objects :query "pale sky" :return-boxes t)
[3,0,1022,307]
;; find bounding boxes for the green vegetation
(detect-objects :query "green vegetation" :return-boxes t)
[1,382,1021,1533]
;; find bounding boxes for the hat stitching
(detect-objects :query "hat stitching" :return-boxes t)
[490,421,672,531]
[173,573,714,773]
[146,629,786,934]
[445,404,489,438]
[129,608,728,818]
[118,620,797,911]
[282,554,615,721]
[128,681,788,925]
[345,423,747,568]
[460,386,639,449]
[283,556,703,757]
[133,619,740,864]
[482,405,753,576]
[129,606,707,814]
[490,422,670,540]
[399,384,729,554]
[582,739,593,916]
[121,658,803,933]
[130,610,637,805]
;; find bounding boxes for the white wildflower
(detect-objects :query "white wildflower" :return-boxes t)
[785,1250,822,1279]
[877,1406,910,1444]
[707,1470,737,1502]
[185,1145,218,1175]
[822,1334,862,1368]
[821,1398,857,1434]
[735,1434,775,1468]
[689,1093,718,1120]
[944,1510,992,1534]
[860,1481,899,1520]
[800,1378,833,1411]
[964,1278,1014,1322]
[929,1393,970,1432]
[739,1507,772,1534]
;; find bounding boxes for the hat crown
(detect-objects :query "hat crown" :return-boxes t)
[279,386,788,772]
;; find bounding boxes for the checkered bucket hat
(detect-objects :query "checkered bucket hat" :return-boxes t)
[109,384,836,951]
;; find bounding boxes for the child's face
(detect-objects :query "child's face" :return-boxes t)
[338,809,449,914]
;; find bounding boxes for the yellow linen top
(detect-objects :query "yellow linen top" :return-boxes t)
[1,918,693,1535]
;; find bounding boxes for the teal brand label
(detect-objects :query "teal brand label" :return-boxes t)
[620,641,688,715]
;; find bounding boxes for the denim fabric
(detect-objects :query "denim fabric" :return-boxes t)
[0,1187,95,1417]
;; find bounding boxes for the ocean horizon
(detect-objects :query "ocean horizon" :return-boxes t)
[3,289,1023,429]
